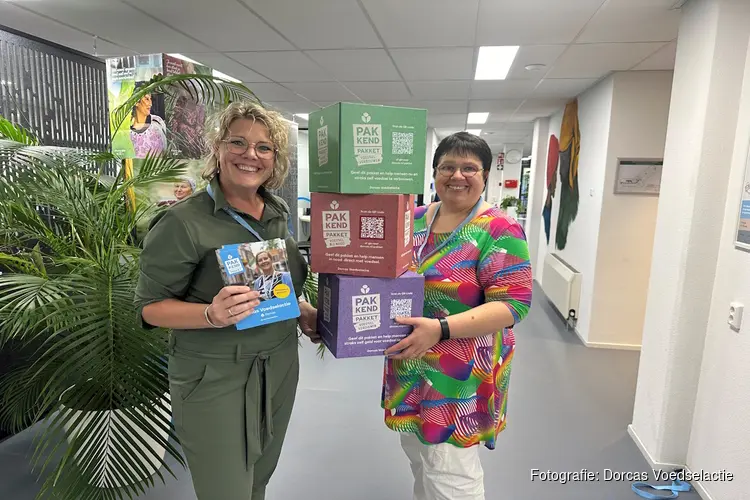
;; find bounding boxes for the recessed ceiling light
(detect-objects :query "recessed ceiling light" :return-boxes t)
[474,46,520,80]
[295,113,309,121]
[467,112,489,124]
[524,63,546,71]
[466,129,482,136]
[212,69,241,83]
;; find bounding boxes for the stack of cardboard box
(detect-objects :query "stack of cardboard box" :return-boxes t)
[308,102,428,358]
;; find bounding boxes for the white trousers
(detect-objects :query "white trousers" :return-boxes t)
[400,432,485,500]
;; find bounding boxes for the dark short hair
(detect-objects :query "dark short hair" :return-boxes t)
[432,132,493,173]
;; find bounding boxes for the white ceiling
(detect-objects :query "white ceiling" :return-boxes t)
[0,0,682,154]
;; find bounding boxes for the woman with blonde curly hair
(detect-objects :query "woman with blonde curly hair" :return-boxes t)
[135,101,320,500]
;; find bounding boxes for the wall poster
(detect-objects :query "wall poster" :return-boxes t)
[736,143,750,250]
[556,99,580,251]
[615,158,663,195]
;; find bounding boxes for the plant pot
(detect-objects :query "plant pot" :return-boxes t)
[58,386,171,488]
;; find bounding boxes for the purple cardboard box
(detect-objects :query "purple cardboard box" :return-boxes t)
[317,271,425,358]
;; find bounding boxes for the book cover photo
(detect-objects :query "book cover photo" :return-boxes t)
[215,238,301,329]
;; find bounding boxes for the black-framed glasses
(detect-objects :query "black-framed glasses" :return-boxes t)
[221,137,277,159]
[436,164,482,178]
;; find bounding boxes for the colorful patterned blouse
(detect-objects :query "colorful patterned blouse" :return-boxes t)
[131,115,167,159]
[381,203,533,450]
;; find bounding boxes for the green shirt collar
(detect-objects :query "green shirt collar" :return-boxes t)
[209,176,229,214]
[209,175,284,223]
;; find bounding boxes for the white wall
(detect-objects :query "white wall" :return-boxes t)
[526,117,550,280]
[630,0,750,490]
[555,78,614,342]
[533,72,673,346]
[536,77,614,342]
[486,149,504,205]
[687,42,750,496]
[588,71,673,347]
[534,108,564,282]
[500,143,525,203]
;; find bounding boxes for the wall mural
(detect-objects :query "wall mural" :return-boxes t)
[543,134,560,244]
[556,99,581,250]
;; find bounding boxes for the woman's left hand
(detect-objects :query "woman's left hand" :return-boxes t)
[298,301,322,344]
[384,317,441,360]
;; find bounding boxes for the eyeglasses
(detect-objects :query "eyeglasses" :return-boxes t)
[436,164,482,178]
[221,137,277,159]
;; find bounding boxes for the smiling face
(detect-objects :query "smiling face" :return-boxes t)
[434,152,487,212]
[217,118,276,194]
[256,252,273,274]
[173,181,193,200]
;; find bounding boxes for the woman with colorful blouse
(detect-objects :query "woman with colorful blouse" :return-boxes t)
[382,132,533,500]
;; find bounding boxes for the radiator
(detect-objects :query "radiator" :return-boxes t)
[541,253,582,322]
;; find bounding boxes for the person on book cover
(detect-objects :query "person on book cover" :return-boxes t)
[135,101,320,500]
[252,250,293,301]
[382,132,533,500]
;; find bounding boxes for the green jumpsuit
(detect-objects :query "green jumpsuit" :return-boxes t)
[135,176,307,500]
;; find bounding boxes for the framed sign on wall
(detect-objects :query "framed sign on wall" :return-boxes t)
[735,142,750,251]
[615,158,664,195]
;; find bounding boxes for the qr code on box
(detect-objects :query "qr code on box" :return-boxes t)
[392,132,414,155]
[390,299,412,319]
[360,216,385,240]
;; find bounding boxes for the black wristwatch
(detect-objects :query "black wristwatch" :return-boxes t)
[438,317,451,341]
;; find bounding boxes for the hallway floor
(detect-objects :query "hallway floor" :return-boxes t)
[0,284,700,499]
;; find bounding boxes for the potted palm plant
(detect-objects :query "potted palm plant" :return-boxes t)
[0,74,261,498]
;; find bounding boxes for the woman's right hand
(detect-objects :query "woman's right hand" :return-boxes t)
[206,286,261,327]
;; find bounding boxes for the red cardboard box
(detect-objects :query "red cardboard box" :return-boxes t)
[310,193,414,278]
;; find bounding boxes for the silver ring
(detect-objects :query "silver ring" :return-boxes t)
[228,307,235,316]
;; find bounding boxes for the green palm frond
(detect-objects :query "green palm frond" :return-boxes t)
[0,116,39,145]
[300,267,327,359]
[109,73,261,142]
[0,357,49,433]
[0,135,188,498]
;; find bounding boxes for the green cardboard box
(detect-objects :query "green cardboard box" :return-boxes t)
[309,102,427,194]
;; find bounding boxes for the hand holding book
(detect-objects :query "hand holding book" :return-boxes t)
[215,238,301,330]
[205,286,262,328]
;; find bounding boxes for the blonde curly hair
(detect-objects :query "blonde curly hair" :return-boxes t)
[203,101,290,190]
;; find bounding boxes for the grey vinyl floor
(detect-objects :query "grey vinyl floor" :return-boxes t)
[0,283,701,500]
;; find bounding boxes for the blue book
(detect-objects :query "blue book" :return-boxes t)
[215,238,301,330]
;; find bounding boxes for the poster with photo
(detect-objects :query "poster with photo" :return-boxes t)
[736,144,750,250]
[162,54,214,159]
[107,54,168,159]
[130,158,207,237]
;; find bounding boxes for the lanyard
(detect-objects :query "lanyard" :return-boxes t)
[261,273,275,297]
[415,197,483,269]
[631,480,691,499]
[207,183,263,241]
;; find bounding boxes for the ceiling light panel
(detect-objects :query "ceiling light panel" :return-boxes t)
[467,112,489,124]
[474,46,520,80]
